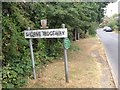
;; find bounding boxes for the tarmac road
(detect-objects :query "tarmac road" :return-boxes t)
[97,28,119,88]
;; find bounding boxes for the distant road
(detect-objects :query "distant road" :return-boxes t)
[97,28,119,88]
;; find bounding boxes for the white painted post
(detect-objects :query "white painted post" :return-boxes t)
[28,27,36,79]
[62,24,69,83]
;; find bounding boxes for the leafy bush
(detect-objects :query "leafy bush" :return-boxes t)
[88,22,98,36]
[107,18,117,31]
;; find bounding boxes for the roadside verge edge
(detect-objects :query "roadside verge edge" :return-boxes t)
[96,34,118,89]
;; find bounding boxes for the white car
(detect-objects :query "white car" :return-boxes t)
[103,26,112,32]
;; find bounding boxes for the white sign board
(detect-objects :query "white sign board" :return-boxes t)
[24,28,67,38]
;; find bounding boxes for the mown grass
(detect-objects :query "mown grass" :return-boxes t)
[25,37,102,88]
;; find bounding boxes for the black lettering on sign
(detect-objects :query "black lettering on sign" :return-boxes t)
[62,31,65,35]
[55,31,58,36]
[58,31,60,36]
[35,32,41,37]
[58,31,62,36]
[40,30,66,37]
[30,32,34,37]
[59,31,62,36]
[52,31,55,36]
[26,32,30,37]
[49,31,54,36]
[27,31,41,37]
[42,31,47,36]
[47,31,49,36]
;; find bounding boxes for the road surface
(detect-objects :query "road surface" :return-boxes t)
[97,28,119,88]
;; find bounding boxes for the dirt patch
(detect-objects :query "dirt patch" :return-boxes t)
[25,37,115,88]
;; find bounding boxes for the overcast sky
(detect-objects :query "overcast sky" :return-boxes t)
[105,0,119,17]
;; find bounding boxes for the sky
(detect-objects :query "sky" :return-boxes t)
[105,0,120,17]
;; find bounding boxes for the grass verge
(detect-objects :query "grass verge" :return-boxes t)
[24,37,115,88]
